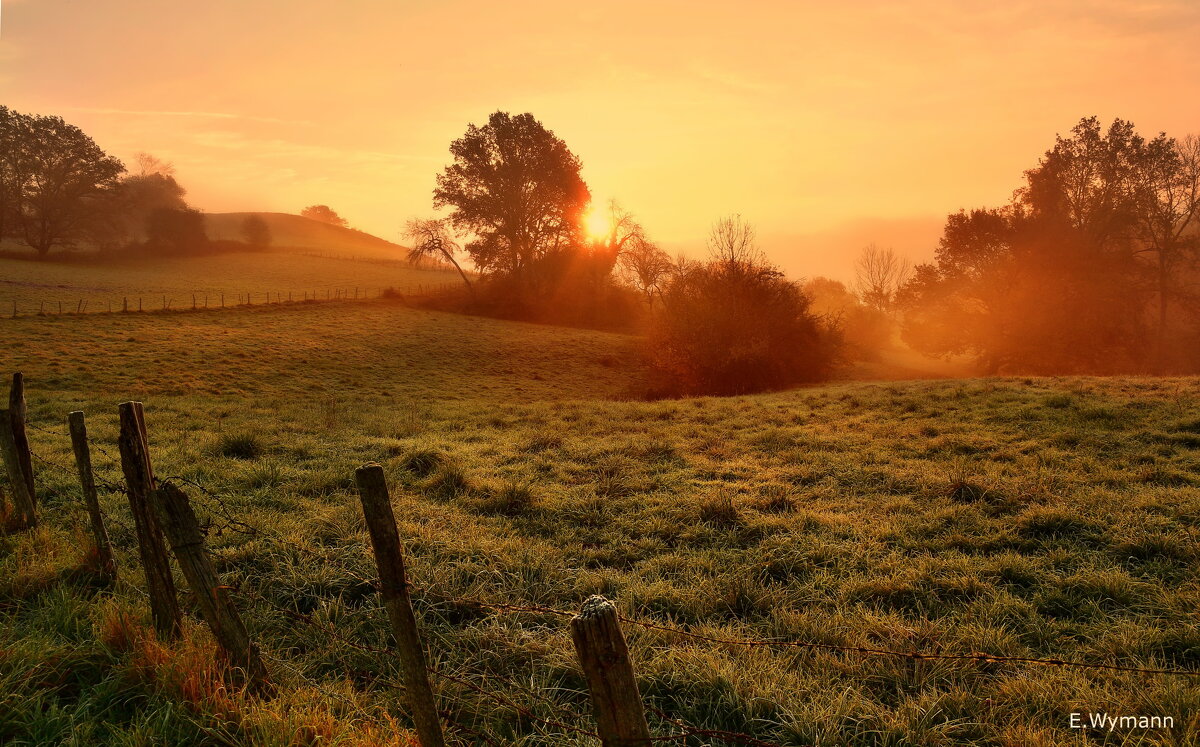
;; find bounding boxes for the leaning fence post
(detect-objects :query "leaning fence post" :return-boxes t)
[7,374,36,505]
[67,411,117,582]
[571,596,652,746]
[354,463,445,747]
[117,402,182,639]
[0,409,37,529]
[152,481,269,689]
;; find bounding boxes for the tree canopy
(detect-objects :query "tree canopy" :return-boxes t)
[0,107,126,255]
[434,111,590,295]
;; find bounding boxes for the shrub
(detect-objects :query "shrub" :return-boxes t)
[648,258,838,395]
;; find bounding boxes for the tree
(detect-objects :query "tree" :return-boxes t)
[650,217,836,395]
[1132,133,1200,366]
[0,109,125,256]
[301,204,349,228]
[854,244,911,313]
[897,117,1200,374]
[105,162,189,246]
[0,107,16,243]
[404,218,474,297]
[146,207,207,253]
[241,214,272,248]
[134,152,176,178]
[589,199,645,273]
[433,111,590,295]
[707,214,764,270]
[617,234,672,309]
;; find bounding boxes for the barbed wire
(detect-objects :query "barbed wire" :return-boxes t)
[159,475,265,540]
[424,594,1200,678]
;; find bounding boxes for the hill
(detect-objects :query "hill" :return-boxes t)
[0,302,1198,744]
[204,212,408,260]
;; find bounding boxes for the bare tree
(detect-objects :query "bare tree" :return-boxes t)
[854,243,912,313]
[134,152,176,178]
[404,218,474,298]
[617,234,673,309]
[707,214,764,269]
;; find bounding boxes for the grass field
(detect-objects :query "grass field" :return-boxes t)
[1,301,1199,745]
[0,252,463,315]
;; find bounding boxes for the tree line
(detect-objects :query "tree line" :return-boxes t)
[8,103,1196,390]
[0,106,277,256]
[899,117,1200,374]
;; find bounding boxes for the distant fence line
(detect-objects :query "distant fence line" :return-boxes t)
[4,372,1198,745]
[5,283,462,319]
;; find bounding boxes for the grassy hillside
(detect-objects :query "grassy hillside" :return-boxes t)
[0,252,463,314]
[1,303,1198,745]
[205,212,407,260]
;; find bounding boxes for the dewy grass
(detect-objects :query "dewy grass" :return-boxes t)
[1,303,1199,744]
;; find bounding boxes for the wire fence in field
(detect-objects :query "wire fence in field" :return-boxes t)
[4,282,464,319]
[8,395,1200,745]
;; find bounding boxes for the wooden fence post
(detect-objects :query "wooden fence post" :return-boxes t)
[571,596,652,746]
[117,402,182,639]
[8,374,36,504]
[0,410,37,529]
[152,481,269,689]
[354,463,445,747]
[67,411,117,582]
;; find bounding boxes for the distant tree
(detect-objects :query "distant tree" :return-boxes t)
[109,168,189,246]
[1132,133,1200,364]
[804,276,890,360]
[146,207,207,253]
[0,107,16,243]
[300,204,349,228]
[134,152,176,178]
[0,108,125,256]
[434,111,590,295]
[707,214,764,269]
[617,234,672,309]
[241,214,272,248]
[854,244,912,313]
[404,217,474,297]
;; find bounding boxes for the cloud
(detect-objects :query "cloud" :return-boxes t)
[61,107,309,127]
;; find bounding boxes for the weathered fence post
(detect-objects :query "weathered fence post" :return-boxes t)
[117,402,182,639]
[0,410,37,529]
[354,463,445,747]
[67,411,117,582]
[152,481,269,689]
[571,596,652,746]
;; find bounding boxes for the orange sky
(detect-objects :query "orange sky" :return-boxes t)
[3,0,1199,281]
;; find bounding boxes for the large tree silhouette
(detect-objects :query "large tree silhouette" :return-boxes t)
[0,108,125,256]
[434,111,589,294]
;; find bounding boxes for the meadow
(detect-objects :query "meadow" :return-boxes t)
[0,251,462,315]
[1,298,1199,745]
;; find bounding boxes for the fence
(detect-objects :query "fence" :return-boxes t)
[5,283,463,319]
[3,371,1198,745]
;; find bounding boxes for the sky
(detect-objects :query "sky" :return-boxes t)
[2,0,1199,281]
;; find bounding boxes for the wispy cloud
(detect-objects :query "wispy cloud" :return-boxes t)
[62,107,309,126]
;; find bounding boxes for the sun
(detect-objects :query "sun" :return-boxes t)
[583,205,611,242]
